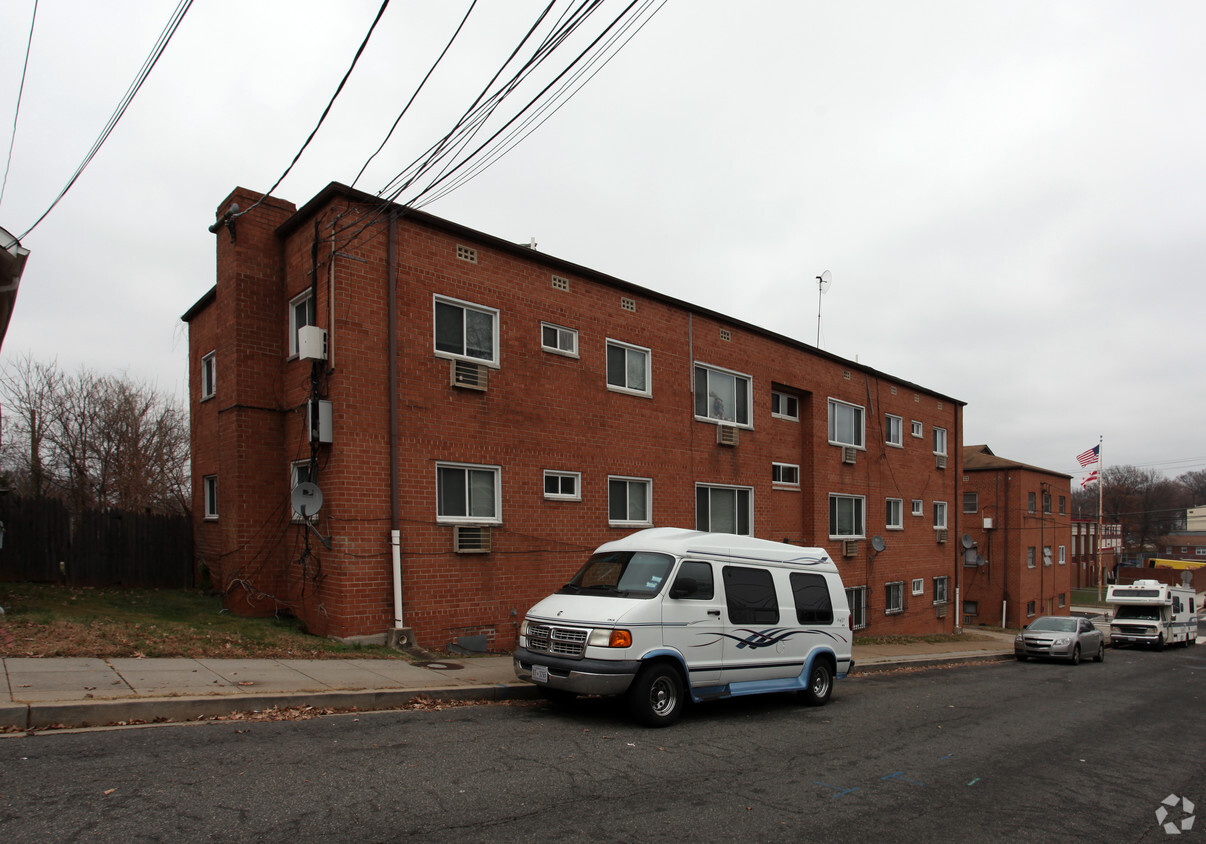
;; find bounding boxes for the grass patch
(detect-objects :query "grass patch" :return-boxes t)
[0,583,409,660]
[1071,587,1111,608]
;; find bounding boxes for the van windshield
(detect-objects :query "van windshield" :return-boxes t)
[558,552,674,599]
[1115,605,1161,621]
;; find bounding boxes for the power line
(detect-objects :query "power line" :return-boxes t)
[234,0,392,223]
[16,0,194,241]
[0,0,38,211]
[349,0,479,192]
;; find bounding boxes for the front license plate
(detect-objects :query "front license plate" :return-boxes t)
[532,664,549,683]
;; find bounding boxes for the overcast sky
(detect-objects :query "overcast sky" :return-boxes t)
[1,1,1202,485]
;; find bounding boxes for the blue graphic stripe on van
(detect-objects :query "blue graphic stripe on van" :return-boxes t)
[719,627,843,649]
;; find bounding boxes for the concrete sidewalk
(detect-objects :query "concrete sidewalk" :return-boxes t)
[1,631,1018,731]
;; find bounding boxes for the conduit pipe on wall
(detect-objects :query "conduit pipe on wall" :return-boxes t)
[388,210,404,630]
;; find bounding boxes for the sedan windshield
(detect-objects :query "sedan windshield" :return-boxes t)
[558,551,674,599]
[1027,617,1077,633]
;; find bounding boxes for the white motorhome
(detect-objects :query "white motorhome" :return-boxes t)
[513,528,853,726]
[1106,580,1198,649]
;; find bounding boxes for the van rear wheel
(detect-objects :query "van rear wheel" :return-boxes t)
[627,663,684,727]
[798,660,833,707]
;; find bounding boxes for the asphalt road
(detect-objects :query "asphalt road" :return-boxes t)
[1,645,1203,843]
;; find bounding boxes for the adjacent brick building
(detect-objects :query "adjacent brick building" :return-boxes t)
[960,445,1073,628]
[184,183,967,650]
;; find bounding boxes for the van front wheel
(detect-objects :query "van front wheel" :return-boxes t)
[627,663,684,727]
[798,661,833,707]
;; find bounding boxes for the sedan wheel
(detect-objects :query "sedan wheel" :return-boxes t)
[1094,642,1105,662]
[1069,644,1081,665]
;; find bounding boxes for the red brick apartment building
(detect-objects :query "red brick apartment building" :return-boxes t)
[1071,516,1120,588]
[961,445,1072,628]
[183,183,966,650]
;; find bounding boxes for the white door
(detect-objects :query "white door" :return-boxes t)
[661,561,723,687]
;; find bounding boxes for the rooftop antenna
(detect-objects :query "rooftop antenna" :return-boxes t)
[815,270,832,347]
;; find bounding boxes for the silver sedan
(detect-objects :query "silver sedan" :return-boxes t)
[1015,615,1105,664]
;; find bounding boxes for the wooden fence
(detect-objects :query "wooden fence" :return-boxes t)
[0,496,194,588]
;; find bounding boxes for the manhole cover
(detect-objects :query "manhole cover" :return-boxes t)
[419,661,463,671]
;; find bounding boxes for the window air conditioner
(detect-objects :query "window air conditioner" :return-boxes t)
[454,526,492,553]
[450,360,488,391]
[842,446,857,465]
[717,425,739,446]
[936,454,948,469]
[937,529,948,544]
[842,539,858,557]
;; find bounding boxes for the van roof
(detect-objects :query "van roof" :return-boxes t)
[597,528,836,569]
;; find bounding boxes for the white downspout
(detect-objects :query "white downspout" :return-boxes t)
[391,529,403,628]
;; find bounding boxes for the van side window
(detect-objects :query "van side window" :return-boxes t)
[723,566,779,624]
[790,572,834,624]
[672,561,714,599]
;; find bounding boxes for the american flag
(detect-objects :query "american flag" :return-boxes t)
[1076,445,1100,468]
[1081,471,1099,488]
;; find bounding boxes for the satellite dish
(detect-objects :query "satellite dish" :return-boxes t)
[871,535,886,553]
[961,533,975,549]
[291,482,323,518]
[977,554,988,567]
[815,270,833,347]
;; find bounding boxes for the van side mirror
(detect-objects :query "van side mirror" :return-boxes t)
[669,577,698,599]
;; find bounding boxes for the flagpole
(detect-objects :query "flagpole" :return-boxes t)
[1096,435,1105,602]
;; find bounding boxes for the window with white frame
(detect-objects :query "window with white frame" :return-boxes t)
[829,494,865,538]
[201,351,216,400]
[543,470,580,501]
[1027,546,1036,568]
[203,475,218,520]
[434,296,499,365]
[886,498,904,530]
[772,463,800,487]
[696,484,753,535]
[1058,545,1066,565]
[540,323,578,357]
[606,340,651,396]
[911,578,924,596]
[608,476,651,526]
[933,427,947,455]
[911,499,923,517]
[933,501,948,530]
[1026,600,1036,617]
[771,390,798,421]
[290,461,316,520]
[695,364,751,426]
[828,399,864,448]
[963,491,978,513]
[933,576,949,604]
[288,291,316,357]
[436,462,501,524]
[885,414,902,447]
[911,420,923,438]
[885,581,904,614]
[1197,547,1206,557]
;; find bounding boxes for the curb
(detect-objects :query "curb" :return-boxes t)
[852,653,1014,674]
[4,683,542,731]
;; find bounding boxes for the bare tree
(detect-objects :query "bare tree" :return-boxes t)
[1096,465,1183,552]
[1176,470,1206,508]
[0,356,189,515]
[0,352,63,497]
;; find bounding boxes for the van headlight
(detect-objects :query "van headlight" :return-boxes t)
[520,619,530,638]
[587,629,632,648]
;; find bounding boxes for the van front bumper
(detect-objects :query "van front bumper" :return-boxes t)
[513,647,641,696]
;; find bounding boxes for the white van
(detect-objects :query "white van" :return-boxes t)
[513,528,854,726]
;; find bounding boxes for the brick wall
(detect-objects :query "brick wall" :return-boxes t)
[186,184,967,649]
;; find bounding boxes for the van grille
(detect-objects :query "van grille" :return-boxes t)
[527,624,588,658]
